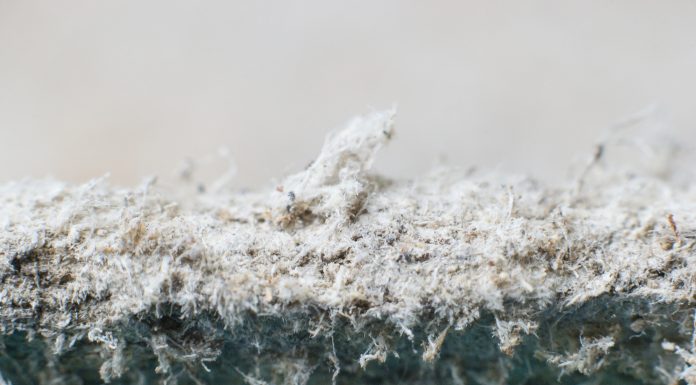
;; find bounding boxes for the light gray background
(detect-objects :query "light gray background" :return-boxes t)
[1,1,695,188]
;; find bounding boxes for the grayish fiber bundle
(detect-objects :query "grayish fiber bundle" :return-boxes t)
[1,110,695,384]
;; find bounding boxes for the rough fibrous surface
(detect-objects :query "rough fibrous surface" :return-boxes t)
[1,110,695,384]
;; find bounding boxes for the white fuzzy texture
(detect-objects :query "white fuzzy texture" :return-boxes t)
[1,110,695,384]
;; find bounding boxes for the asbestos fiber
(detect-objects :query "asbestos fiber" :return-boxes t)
[1,110,695,384]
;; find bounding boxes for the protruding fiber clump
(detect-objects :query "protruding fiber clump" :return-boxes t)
[1,110,695,384]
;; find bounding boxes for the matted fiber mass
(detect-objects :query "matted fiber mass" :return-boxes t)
[1,110,695,384]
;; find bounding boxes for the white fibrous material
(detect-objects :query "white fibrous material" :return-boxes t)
[0,110,695,384]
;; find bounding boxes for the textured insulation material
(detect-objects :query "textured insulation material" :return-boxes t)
[1,110,695,384]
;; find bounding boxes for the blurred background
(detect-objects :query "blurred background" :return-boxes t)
[1,1,695,188]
